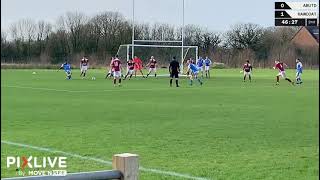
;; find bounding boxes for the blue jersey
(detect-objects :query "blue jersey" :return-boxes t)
[188,63,199,72]
[204,58,212,66]
[61,63,71,72]
[296,62,303,73]
[197,58,204,67]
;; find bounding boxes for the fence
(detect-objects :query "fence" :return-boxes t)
[2,153,139,180]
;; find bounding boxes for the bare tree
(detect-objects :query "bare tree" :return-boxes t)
[201,32,221,55]
[10,19,36,41]
[9,19,36,60]
[1,30,7,44]
[225,23,263,50]
[37,21,52,54]
[63,12,88,53]
[135,23,150,40]
[88,16,102,53]
[97,11,126,56]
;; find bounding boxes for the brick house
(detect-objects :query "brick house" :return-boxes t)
[291,26,319,48]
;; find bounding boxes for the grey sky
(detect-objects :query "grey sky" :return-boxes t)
[1,0,315,33]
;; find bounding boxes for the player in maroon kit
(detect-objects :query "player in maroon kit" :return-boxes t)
[110,55,122,86]
[80,56,89,78]
[242,60,253,82]
[123,58,135,80]
[273,60,294,85]
[146,56,157,78]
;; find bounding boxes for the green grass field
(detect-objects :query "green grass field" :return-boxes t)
[1,68,319,180]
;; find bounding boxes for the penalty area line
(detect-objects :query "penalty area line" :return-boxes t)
[1,140,210,180]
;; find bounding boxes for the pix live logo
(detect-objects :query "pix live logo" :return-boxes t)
[7,156,67,176]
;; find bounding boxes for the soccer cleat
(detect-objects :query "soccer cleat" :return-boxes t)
[276,82,279,85]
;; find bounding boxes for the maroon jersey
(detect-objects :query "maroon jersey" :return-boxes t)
[127,60,135,70]
[275,62,285,71]
[111,59,121,71]
[243,63,252,72]
[81,58,89,66]
[149,59,157,68]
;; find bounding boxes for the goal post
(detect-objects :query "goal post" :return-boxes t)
[117,44,198,70]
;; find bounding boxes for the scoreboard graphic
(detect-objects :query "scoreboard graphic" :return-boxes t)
[275,1,318,26]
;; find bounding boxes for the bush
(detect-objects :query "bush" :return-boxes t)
[1,63,58,69]
[212,62,226,69]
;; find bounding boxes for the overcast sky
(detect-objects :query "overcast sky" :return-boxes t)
[1,0,316,33]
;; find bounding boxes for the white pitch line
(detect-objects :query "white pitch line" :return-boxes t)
[2,83,315,94]
[1,140,210,180]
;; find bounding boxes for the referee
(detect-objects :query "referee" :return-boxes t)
[169,56,180,87]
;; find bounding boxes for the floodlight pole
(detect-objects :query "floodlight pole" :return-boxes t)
[132,0,135,60]
[181,0,185,70]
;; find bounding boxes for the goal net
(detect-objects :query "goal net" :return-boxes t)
[117,44,198,71]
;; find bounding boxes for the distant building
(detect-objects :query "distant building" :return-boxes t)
[291,26,319,48]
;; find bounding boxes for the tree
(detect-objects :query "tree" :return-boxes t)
[63,12,88,53]
[9,19,37,60]
[225,23,263,51]
[36,21,52,55]
[201,32,221,55]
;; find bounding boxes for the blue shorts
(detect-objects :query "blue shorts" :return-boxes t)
[192,71,199,75]
[65,70,71,75]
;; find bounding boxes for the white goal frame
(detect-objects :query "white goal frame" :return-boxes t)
[117,44,199,67]
[117,0,198,70]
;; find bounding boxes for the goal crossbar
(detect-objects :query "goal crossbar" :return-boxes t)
[134,40,183,43]
[119,44,198,48]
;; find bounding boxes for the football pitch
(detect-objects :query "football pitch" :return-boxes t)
[1,69,319,180]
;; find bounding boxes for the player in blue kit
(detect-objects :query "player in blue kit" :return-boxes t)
[186,60,203,86]
[58,61,72,80]
[204,56,212,78]
[296,58,303,84]
[196,56,204,77]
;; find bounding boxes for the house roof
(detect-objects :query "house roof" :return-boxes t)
[305,26,319,42]
[291,26,319,45]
